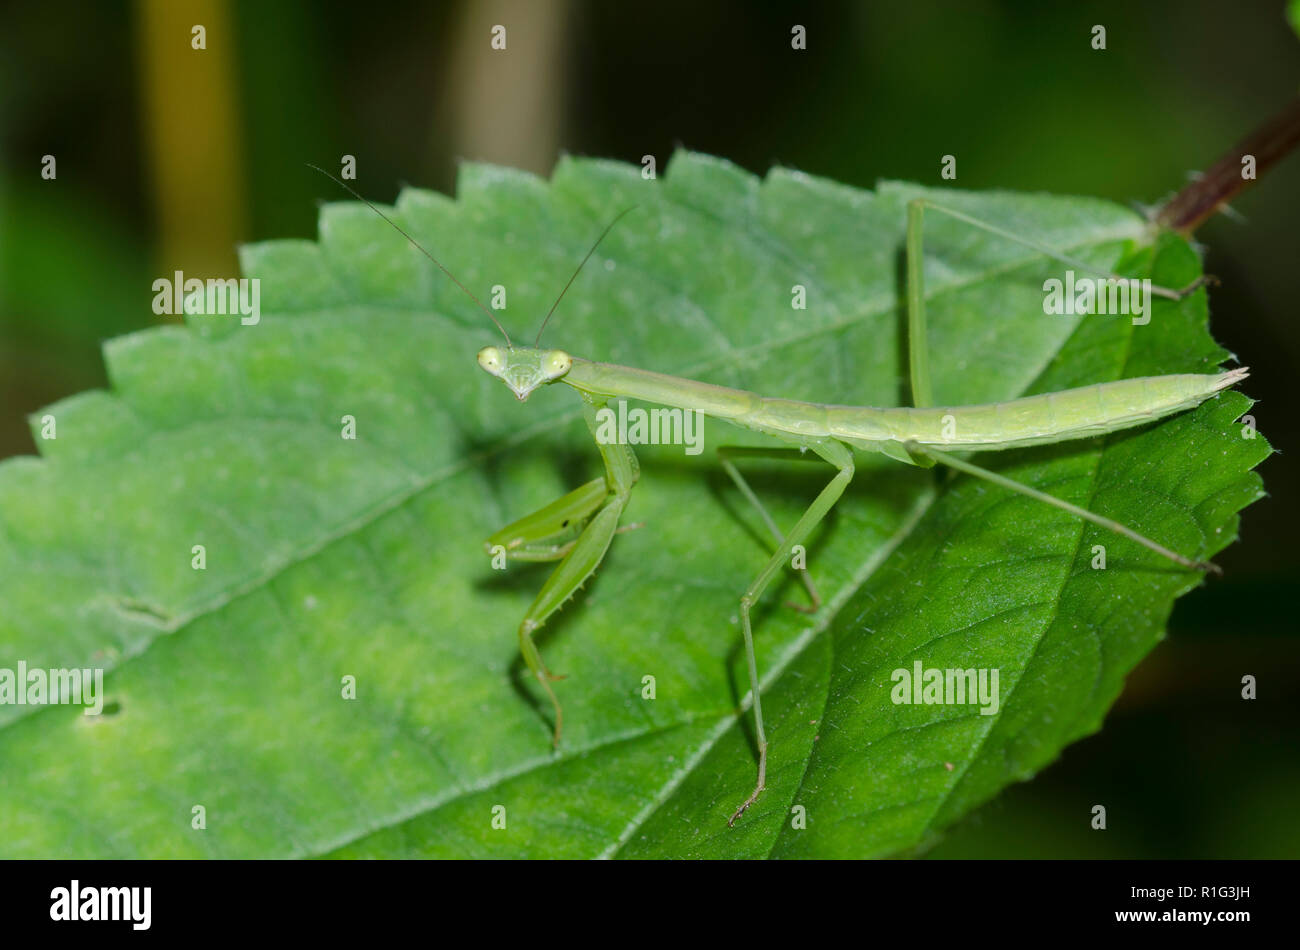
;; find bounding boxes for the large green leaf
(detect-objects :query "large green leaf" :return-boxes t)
[0,151,1266,858]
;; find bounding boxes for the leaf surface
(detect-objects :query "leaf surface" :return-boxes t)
[0,152,1266,858]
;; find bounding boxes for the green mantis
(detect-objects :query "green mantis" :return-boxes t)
[311,166,1246,826]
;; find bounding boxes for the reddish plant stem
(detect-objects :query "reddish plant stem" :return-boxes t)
[1155,95,1300,236]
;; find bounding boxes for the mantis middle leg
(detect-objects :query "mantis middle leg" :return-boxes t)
[717,445,827,612]
[728,437,855,825]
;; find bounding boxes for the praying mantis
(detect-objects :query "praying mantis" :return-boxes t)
[311,165,1247,826]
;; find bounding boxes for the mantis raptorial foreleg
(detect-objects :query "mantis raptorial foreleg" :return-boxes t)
[488,478,645,563]
[500,392,639,747]
[717,446,825,612]
[487,477,609,562]
[728,438,855,826]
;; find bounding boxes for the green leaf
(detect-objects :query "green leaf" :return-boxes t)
[0,152,1266,858]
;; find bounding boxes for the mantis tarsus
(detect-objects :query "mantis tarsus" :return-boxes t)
[311,165,1247,826]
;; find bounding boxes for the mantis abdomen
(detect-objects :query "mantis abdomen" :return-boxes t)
[567,358,1247,457]
[835,367,1249,453]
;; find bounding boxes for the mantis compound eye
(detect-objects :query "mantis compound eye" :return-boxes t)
[477,346,504,375]
[544,350,572,379]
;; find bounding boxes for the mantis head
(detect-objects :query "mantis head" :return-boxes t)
[476,346,572,401]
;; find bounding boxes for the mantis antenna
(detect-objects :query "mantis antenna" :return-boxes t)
[534,205,638,346]
[305,163,513,348]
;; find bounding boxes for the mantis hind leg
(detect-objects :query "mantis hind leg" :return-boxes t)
[728,439,855,826]
[912,443,1220,574]
[904,197,1214,410]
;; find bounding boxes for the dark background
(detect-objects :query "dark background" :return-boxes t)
[1,0,1296,857]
